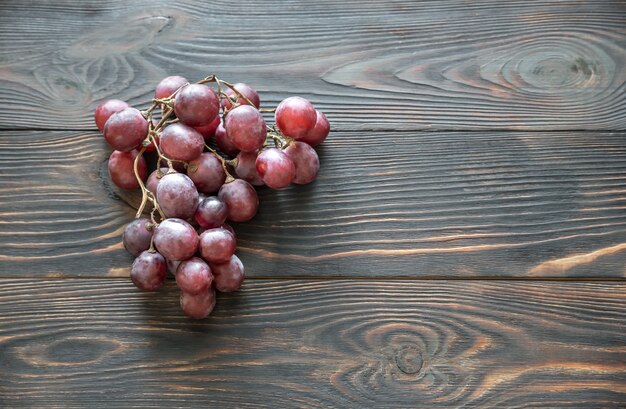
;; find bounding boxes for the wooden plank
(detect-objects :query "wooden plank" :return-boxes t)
[1,130,626,278]
[0,1,625,130]
[0,279,624,408]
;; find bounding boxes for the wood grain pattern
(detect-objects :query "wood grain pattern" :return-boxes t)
[0,0,625,130]
[1,130,626,278]
[0,279,624,408]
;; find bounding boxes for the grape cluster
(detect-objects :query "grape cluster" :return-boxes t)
[95,74,329,319]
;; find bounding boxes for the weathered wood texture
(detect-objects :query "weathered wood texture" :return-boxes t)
[1,131,625,278]
[0,1,625,130]
[0,279,624,408]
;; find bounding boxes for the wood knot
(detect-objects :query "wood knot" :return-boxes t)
[394,345,423,375]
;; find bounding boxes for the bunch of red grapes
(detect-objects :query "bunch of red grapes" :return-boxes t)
[94,74,329,319]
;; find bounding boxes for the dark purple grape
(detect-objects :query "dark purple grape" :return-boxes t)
[94,99,129,133]
[103,107,148,152]
[123,218,153,256]
[156,173,199,219]
[130,250,167,291]
[224,105,266,152]
[275,97,317,139]
[210,255,244,293]
[159,123,204,162]
[146,167,170,194]
[155,75,189,99]
[180,287,216,319]
[108,150,147,190]
[218,179,259,222]
[199,228,236,264]
[166,259,181,276]
[256,147,296,189]
[300,110,330,146]
[153,218,199,261]
[193,116,220,142]
[235,151,264,186]
[175,257,213,294]
[221,83,260,110]
[195,196,228,228]
[215,124,240,157]
[174,84,219,127]
[284,141,320,184]
[187,153,226,194]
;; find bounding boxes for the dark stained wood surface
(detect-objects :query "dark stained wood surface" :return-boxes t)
[0,1,625,131]
[1,130,626,278]
[0,0,625,407]
[0,279,625,408]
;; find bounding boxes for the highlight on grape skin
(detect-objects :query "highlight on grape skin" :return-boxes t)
[95,73,330,319]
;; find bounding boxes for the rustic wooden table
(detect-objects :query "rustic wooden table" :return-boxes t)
[1,1,625,407]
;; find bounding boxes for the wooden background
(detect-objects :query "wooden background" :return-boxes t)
[1,1,625,407]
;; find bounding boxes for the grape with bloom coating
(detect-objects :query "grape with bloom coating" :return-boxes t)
[95,99,129,132]
[256,148,296,189]
[131,251,167,291]
[156,173,199,219]
[284,141,320,184]
[175,257,213,294]
[155,75,188,99]
[195,196,228,228]
[123,218,153,256]
[300,110,330,146]
[275,96,317,139]
[199,228,236,264]
[108,150,146,190]
[187,153,226,193]
[235,151,264,186]
[180,287,216,319]
[215,124,239,157]
[224,105,266,152]
[166,259,181,276]
[210,255,245,292]
[159,123,204,162]
[104,107,148,152]
[218,179,259,222]
[146,167,170,194]
[174,84,219,127]
[153,218,199,261]
[221,83,260,110]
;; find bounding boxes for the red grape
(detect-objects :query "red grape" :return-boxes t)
[159,123,204,162]
[187,153,226,194]
[195,196,228,228]
[221,83,260,110]
[175,257,213,294]
[221,224,235,236]
[224,105,266,152]
[210,255,244,292]
[156,173,199,219]
[174,84,219,127]
[103,107,148,152]
[108,150,146,190]
[284,141,320,184]
[180,287,216,319]
[153,218,199,261]
[166,259,181,276]
[199,228,236,264]
[146,167,170,194]
[300,110,330,146]
[218,179,259,222]
[256,147,296,189]
[275,96,316,139]
[131,250,167,291]
[215,123,240,157]
[94,99,129,132]
[123,218,153,256]
[235,151,264,186]
[155,75,189,99]
[193,116,220,141]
